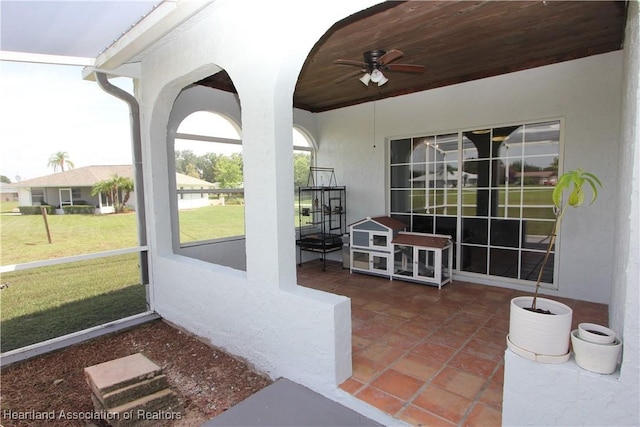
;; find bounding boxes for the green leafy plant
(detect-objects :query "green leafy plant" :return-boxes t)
[17,205,55,215]
[91,174,134,213]
[62,205,96,215]
[530,168,602,312]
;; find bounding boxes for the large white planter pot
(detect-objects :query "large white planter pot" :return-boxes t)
[507,296,573,363]
[571,329,622,374]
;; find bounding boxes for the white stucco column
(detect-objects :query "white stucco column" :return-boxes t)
[241,87,298,289]
[224,0,381,290]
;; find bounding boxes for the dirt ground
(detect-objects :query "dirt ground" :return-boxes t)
[0,319,273,427]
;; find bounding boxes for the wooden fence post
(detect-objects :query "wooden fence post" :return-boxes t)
[41,206,52,244]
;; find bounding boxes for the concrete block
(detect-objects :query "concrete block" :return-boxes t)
[85,353,183,426]
[85,353,162,395]
[96,374,170,409]
[93,389,182,427]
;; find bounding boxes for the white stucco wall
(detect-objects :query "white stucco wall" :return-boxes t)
[612,0,640,403]
[611,0,640,385]
[17,188,31,206]
[179,238,246,270]
[169,84,242,131]
[133,0,390,409]
[503,350,638,426]
[152,254,352,389]
[503,4,639,425]
[316,51,623,304]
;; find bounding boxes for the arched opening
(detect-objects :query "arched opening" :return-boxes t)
[174,111,244,246]
[168,99,319,270]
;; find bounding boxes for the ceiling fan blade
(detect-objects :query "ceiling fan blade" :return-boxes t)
[334,59,366,67]
[386,63,426,73]
[379,49,404,65]
[334,69,364,84]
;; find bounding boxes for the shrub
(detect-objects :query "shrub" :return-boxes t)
[62,205,96,215]
[18,205,55,215]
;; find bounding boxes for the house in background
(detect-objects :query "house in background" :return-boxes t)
[0,183,19,202]
[15,165,215,214]
[514,170,558,186]
[174,172,223,210]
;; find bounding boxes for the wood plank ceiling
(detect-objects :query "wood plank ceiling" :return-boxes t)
[196,1,627,113]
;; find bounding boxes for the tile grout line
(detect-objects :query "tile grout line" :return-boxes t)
[456,356,505,427]
[390,299,496,423]
[302,262,514,426]
[361,295,499,421]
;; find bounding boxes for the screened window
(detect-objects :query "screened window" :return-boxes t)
[293,128,313,186]
[390,120,561,286]
[0,62,147,352]
[293,127,314,227]
[174,111,244,245]
[32,188,45,205]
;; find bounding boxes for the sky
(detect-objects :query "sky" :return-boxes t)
[0,61,134,182]
[0,61,310,183]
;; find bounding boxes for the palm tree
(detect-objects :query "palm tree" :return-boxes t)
[48,151,75,172]
[91,174,134,213]
[118,176,134,207]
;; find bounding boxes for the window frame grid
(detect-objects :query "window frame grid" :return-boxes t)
[389,118,563,288]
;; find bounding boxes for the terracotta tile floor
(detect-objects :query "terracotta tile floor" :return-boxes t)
[297,259,608,427]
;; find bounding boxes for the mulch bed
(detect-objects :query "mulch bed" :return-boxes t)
[0,319,272,426]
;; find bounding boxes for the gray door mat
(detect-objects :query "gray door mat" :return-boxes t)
[204,378,384,427]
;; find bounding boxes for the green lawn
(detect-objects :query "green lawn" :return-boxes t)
[0,203,244,352]
[179,205,245,243]
[0,200,18,214]
[1,200,146,351]
[0,253,147,352]
[1,211,139,265]
[1,204,246,265]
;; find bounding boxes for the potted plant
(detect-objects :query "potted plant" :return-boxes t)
[507,168,602,363]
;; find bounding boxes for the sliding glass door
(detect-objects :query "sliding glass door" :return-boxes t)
[390,120,560,286]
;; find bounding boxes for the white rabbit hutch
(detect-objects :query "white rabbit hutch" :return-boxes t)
[349,216,453,289]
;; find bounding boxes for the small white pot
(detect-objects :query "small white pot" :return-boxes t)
[578,323,616,344]
[571,329,622,374]
[508,296,573,363]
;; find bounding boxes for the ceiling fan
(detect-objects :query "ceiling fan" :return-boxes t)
[334,49,425,86]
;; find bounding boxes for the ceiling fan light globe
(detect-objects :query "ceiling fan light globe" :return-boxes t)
[359,73,371,86]
[377,74,389,86]
[370,69,384,83]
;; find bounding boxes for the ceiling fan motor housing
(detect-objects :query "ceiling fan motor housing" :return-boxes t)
[363,49,387,70]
